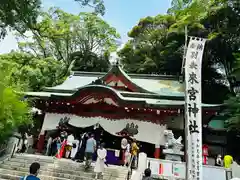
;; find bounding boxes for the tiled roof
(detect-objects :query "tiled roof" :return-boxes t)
[132,78,184,97]
[44,67,184,97]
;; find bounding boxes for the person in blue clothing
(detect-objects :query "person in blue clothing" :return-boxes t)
[85,133,96,169]
[55,137,62,157]
[20,162,41,180]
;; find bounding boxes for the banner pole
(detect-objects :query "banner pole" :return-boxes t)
[183,25,192,180]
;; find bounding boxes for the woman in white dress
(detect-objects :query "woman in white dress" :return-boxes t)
[70,139,79,160]
[94,143,107,179]
[25,133,33,153]
[124,140,131,166]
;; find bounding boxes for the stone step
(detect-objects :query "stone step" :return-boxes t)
[8,157,128,172]
[14,154,127,169]
[14,154,127,170]
[0,172,125,180]
[0,168,104,180]
[0,164,127,178]
[13,155,126,168]
[8,154,128,180]
[0,173,94,180]
[10,157,81,166]
[4,159,127,176]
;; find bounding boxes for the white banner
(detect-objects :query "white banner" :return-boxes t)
[41,113,167,145]
[185,37,206,180]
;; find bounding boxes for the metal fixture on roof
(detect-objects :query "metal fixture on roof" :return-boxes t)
[228,76,240,94]
[92,77,105,85]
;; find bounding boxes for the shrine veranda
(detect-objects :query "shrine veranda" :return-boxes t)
[26,64,226,161]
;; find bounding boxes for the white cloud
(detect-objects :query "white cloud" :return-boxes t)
[0,31,18,54]
[109,39,128,63]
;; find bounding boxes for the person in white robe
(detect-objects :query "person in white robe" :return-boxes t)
[70,139,79,159]
[65,133,74,158]
[94,143,107,179]
[17,138,23,153]
[45,136,52,156]
[25,133,33,153]
[124,141,131,166]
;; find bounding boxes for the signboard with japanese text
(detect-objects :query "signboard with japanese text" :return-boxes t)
[185,37,206,180]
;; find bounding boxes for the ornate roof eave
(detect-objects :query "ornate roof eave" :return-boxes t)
[25,85,223,110]
[120,91,184,101]
[99,64,153,94]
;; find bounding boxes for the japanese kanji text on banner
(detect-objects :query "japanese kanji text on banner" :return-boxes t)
[185,37,206,180]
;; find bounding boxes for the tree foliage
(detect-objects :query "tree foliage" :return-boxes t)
[118,0,240,104]
[18,8,120,72]
[224,95,240,132]
[0,52,66,91]
[0,0,41,39]
[75,0,105,15]
[0,67,31,142]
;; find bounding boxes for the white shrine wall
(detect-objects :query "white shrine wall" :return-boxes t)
[40,113,167,145]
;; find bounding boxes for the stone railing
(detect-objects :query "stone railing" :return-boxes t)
[133,153,232,180]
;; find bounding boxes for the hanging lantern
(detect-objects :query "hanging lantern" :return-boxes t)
[202,144,209,165]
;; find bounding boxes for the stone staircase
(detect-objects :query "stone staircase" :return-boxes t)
[0,154,128,180]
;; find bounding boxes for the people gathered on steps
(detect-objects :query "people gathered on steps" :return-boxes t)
[18,130,143,180]
[40,131,137,166]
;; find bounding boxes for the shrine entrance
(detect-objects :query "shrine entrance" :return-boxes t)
[45,119,156,165]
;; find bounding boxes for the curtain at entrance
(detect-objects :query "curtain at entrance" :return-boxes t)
[41,113,167,145]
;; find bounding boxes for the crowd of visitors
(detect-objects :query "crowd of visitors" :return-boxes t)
[42,130,141,179]
[18,129,235,180]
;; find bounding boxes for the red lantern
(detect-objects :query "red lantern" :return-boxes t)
[202,144,209,165]
[202,144,209,156]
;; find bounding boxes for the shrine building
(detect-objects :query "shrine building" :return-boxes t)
[26,64,224,160]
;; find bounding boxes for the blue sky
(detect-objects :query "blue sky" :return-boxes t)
[0,0,172,53]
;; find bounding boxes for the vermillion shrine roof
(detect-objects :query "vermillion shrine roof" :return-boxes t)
[25,64,221,108]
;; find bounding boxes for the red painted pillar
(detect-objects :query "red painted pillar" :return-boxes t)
[154,145,160,159]
[37,131,45,153]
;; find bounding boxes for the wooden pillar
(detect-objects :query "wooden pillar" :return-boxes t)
[154,144,160,159]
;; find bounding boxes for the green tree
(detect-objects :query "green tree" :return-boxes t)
[0,67,31,142]
[224,95,240,132]
[119,15,183,74]
[18,8,120,71]
[118,0,239,103]
[75,0,105,15]
[0,52,66,91]
[0,0,41,39]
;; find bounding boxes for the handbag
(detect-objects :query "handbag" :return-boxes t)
[73,143,76,148]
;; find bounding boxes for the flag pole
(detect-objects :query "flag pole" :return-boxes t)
[182,25,192,180]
